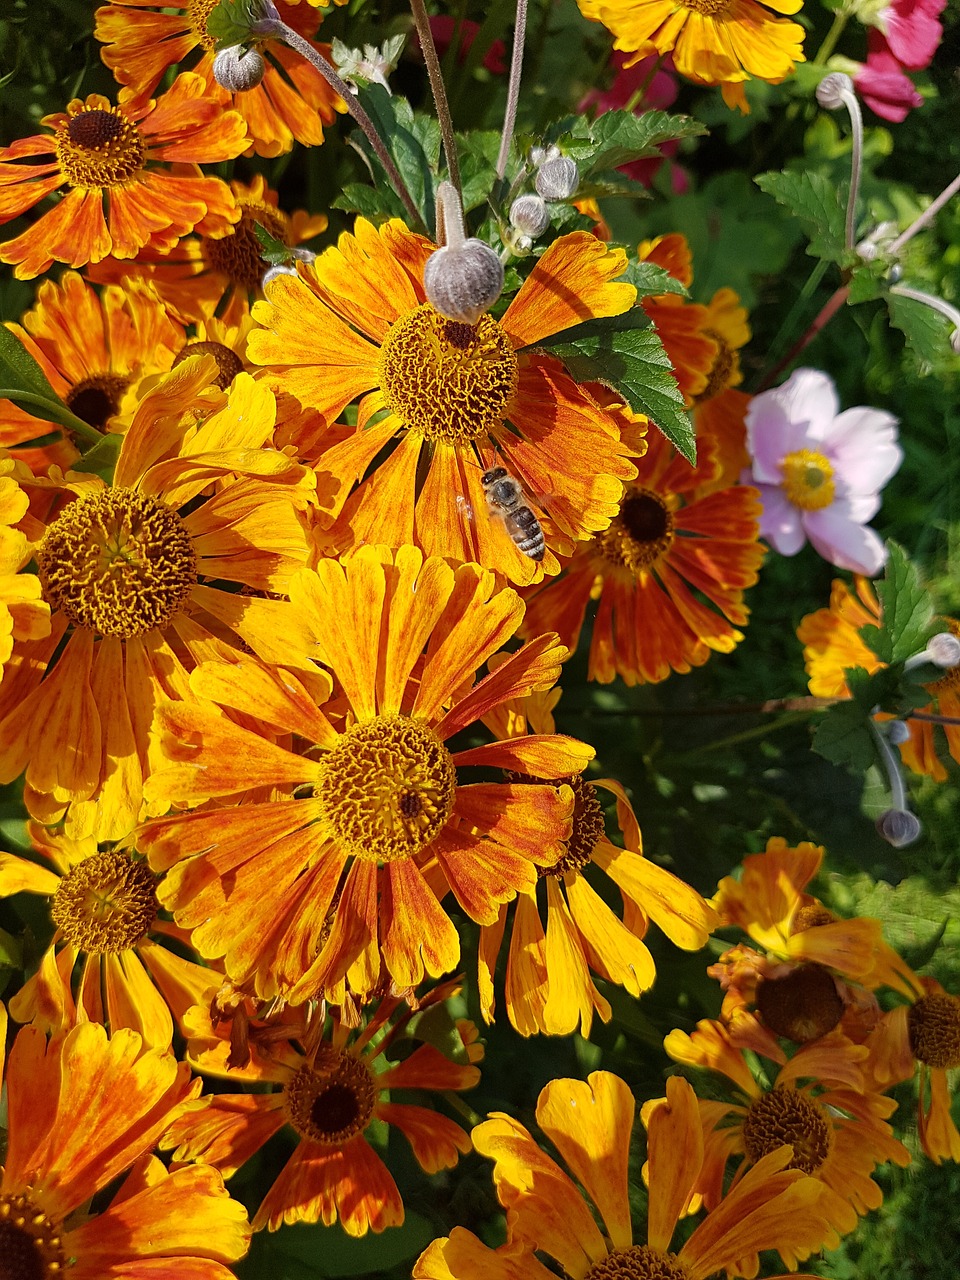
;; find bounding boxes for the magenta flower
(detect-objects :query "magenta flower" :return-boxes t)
[870,0,945,70]
[743,368,902,575]
[855,36,924,123]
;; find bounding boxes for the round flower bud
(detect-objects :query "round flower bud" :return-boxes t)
[885,719,912,745]
[816,72,855,111]
[535,155,579,201]
[213,44,266,93]
[927,631,960,668]
[510,194,550,239]
[876,808,922,848]
[423,239,504,325]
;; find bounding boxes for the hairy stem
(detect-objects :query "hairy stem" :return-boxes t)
[410,0,462,198]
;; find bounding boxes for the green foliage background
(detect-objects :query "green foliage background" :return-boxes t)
[1,0,960,1276]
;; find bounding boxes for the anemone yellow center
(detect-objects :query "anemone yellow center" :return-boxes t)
[284,1046,378,1146]
[37,488,197,639]
[66,373,130,432]
[377,303,519,445]
[755,963,844,1043]
[188,0,220,50]
[51,850,159,954]
[595,487,674,574]
[0,1192,67,1280]
[315,715,456,863]
[55,104,145,189]
[742,1085,833,1175]
[908,992,960,1069]
[584,1245,692,1280]
[172,341,244,389]
[780,449,835,511]
[204,202,290,291]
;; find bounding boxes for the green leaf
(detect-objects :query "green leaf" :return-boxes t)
[0,325,95,437]
[350,83,440,230]
[404,1002,469,1064]
[846,260,888,305]
[252,221,293,267]
[548,110,706,177]
[206,0,263,47]
[271,1212,435,1277]
[754,170,848,264]
[812,700,877,772]
[332,183,399,221]
[534,309,695,462]
[618,260,688,301]
[861,542,936,664]
[71,432,122,482]
[457,130,501,215]
[0,927,22,969]
[888,291,956,365]
[823,873,960,977]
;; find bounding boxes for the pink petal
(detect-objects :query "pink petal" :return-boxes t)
[756,485,806,555]
[855,40,924,121]
[880,0,945,71]
[804,510,888,575]
[826,406,903,496]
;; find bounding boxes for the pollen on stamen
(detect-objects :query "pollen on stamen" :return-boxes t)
[37,488,198,639]
[51,849,159,955]
[56,104,145,188]
[584,1243,693,1280]
[315,714,456,864]
[284,1047,378,1146]
[595,488,674,575]
[742,1085,833,1174]
[908,992,960,1069]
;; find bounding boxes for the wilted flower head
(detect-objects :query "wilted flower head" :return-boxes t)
[743,367,902,575]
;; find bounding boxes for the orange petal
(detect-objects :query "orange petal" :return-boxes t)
[381,858,460,988]
[645,1076,703,1252]
[377,1102,470,1173]
[165,1094,286,1176]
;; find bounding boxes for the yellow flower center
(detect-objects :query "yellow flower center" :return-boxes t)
[204,202,291,291]
[742,1085,833,1174]
[908,992,960,1069]
[696,329,736,404]
[527,774,603,878]
[51,850,159,953]
[55,104,145,189]
[0,1192,67,1280]
[791,904,837,932]
[755,963,844,1043]
[682,0,730,14]
[378,304,519,445]
[315,715,456,864]
[66,373,130,432]
[780,450,835,511]
[595,488,674,574]
[188,0,220,51]
[37,488,197,639]
[172,341,244,390]
[923,618,960,697]
[584,1245,692,1280]
[284,1046,377,1146]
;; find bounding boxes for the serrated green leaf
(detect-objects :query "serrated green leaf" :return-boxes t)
[822,873,960,977]
[332,182,401,221]
[618,260,688,300]
[457,130,501,215]
[534,310,695,462]
[251,221,292,267]
[888,291,956,365]
[847,261,888,305]
[754,170,848,264]
[351,83,440,230]
[862,543,935,664]
[812,700,877,771]
[548,110,706,177]
[206,0,262,47]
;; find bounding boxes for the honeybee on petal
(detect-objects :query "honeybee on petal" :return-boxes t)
[480,465,545,562]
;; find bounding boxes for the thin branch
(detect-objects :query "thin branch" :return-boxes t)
[496,0,528,180]
[409,0,461,199]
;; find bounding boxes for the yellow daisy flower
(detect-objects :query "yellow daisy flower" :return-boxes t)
[0,462,50,680]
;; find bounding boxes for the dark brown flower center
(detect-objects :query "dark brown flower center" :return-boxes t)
[742,1085,833,1175]
[284,1047,378,1146]
[172,341,244,389]
[56,104,145,187]
[585,1245,692,1280]
[66,373,130,431]
[204,204,290,291]
[595,488,674,574]
[755,963,844,1043]
[908,992,960,1069]
[0,1192,67,1280]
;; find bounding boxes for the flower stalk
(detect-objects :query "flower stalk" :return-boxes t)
[496,0,528,179]
[409,0,462,199]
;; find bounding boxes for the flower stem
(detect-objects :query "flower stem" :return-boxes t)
[409,0,462,199]
[871,718,908,812]
[757,283,850,391]
[256,13,427,233]
[888,170,960,255]
[623,53,665,114]
[813,7,850,64]
[496,0,528,180]
[752,258,830,392]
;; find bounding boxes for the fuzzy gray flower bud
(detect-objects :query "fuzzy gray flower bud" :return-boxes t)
[423,239,504,325]
[876,808,922,848]
[510,194,550,238]
[535,155,579,201]
[816,72,855,111]
[213,45,266,93]
[927,631,960,668]
[885,719,912,746]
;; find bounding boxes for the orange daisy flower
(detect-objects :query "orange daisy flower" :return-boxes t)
[662,1017,910,1248]
[137,545,592,1002]
[0,359,315,841]
[164,983,481,1233]
[0,74,247,279]
[0,271,184,473]
[710,836,918,1042]
[639,235,719,406]
[0,1007,250,1279]
[247,219,641,584]
[865,975,960,1163]
[577,0,806,111]
[0,462,50,680]
[95,0,345,158]
[87,173,329,323]
[0,823,216,1048]
[799,577,960,782]
[415,1071,835,1280]
[520,426,764,684]
[478,682,717,1036]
